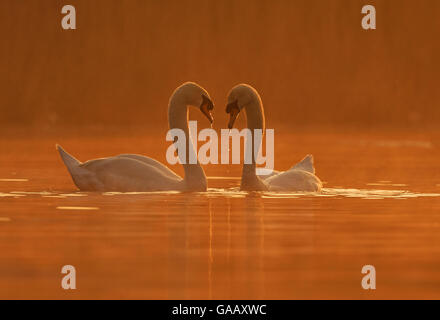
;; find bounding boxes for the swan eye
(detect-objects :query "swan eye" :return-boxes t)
[200,95,214,123]
[226,100,239,114]
[201,94,214,111]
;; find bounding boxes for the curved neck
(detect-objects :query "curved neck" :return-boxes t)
[168,95,207,191]
[241,98,267,190]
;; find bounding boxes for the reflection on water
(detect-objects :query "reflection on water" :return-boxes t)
[0,128,440,299]
[56,206,100,211]
[323,188,440,199]
[366,182,408,187]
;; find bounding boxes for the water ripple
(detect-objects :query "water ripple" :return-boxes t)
[0,186,439,201]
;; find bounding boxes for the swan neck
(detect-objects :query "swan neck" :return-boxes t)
[243,97,264,131]
[241,97,265,179]
[168,95,207,190]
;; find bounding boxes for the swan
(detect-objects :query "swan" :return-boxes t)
[225,84,322,192]
[57,82,214,192]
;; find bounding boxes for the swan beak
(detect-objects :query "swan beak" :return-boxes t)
[200,95,214,124]
[226,100,240,129]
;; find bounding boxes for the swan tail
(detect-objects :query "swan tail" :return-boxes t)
[290,154,315,174]
[56,144,81,168]
[56,144,88,189]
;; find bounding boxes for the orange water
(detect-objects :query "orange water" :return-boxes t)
[0,127,439,299]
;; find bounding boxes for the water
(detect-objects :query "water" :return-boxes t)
[0,127,439,299]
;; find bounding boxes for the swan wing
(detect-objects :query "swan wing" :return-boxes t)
[80,157,182,192]
[265,169,322,192]
[57,145,182,191]
[257,169,280,180]
[257,154,316,182]
[115,154,181,180]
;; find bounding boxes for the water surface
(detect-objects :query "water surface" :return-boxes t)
[0,127,439,299]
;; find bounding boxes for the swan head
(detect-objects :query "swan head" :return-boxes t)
[226,84,260,129]
[200,94,214,124]
[173,82,214,123]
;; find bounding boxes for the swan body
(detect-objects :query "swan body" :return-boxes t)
[57,82,214,192]
[226,84,322,192]
[263,155,322,191]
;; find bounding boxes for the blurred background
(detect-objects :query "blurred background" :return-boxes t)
[1,0,439,130]
[1,1,440,300]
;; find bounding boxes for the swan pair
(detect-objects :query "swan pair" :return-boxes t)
[57,82,322,192]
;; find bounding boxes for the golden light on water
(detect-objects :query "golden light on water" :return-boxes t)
[1,0,440,300]
[56,206,100,211]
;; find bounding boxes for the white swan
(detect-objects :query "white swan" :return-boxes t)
[57,82,214,192]
[225,84,322,192]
